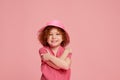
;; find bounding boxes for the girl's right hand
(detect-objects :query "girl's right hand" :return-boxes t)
[60,48,72,60]
[64,48,72,54]
[42,53,51,61]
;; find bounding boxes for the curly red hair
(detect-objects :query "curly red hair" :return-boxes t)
[38,25,70,47]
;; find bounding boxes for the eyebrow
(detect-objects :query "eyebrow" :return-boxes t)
[49,31,60,33]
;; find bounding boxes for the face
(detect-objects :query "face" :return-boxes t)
[47,28,63,48]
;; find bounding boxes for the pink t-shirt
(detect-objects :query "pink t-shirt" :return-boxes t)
[39,46,72,80]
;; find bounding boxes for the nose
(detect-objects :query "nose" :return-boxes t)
[52,34,56,39]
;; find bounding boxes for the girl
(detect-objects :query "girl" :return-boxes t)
[38,20,72,80]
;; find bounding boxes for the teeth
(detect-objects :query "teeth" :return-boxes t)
[52,41,56,42]
[52,40,57,43]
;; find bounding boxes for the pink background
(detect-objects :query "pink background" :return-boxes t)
[0,0,120,80]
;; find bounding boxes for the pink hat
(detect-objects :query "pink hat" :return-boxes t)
[38,20,67,34]
[38,20,70,47]
[45,20,65,30]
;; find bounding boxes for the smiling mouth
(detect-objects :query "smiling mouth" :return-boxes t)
[51,40,58,43]
[51,41,57,43]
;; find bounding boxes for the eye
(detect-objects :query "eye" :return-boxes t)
[49,33,53,36]
[56,33,60,35]
[56,33,61,35]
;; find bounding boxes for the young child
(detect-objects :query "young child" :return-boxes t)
[38,20,72,80]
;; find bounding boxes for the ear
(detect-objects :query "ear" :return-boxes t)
[61,41,65,47]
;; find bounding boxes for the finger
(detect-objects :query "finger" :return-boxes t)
[45,49,50,54]
[69,48,72,53]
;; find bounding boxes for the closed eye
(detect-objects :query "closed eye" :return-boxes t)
[56,33,61,35]
[49,34,53,35]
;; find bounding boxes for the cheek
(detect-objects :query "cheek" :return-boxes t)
[47,36,50,42]
[61,35,64,41]
[59,36,63,41]
[47,35,51,39]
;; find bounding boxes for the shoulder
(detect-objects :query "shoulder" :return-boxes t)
[39,46,48,54]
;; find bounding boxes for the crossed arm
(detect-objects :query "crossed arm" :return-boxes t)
[41,48,72,70]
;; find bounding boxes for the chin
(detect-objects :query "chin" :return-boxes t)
[50,45,60,48]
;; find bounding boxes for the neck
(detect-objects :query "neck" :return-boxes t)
[51,46,60,51]
[50,46,60,55]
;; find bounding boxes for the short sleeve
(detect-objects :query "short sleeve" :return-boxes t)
[67,53,72,58]
[39,47,47,56]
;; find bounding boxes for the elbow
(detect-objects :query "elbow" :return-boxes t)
[64,67,70,70]
[62,61,71,70]
[62,64,70,70]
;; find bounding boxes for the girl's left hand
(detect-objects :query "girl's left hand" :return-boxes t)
[65,48,72,53]
[42,49,51,61]
[42,53,51,61]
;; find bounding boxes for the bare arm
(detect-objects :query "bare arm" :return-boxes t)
[42,48,72,70]
[48,54,71,70]
[46,61,60,69]
[43,51,71,70]
[41,55,60,69]
[60,48,71,60]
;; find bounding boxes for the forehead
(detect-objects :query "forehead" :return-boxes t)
[49,28,61,33]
